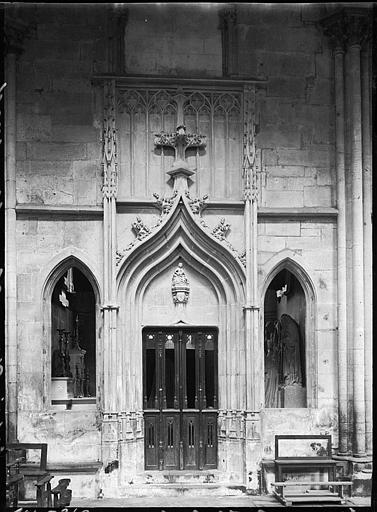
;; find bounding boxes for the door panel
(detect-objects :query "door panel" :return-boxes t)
[163,413,180,469]
[182,412,199,469]
[143,328,217,470]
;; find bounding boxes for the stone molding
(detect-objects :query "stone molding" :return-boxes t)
[116,189,246,272]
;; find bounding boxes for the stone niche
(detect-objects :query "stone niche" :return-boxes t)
[141,259,219,326]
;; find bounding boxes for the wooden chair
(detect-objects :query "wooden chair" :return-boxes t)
[51,478,72,507]
[6,456,24,507]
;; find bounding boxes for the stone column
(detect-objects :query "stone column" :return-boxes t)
[333,39,349,456]
[361,40,372,456]
[345,11,369,458]
[320,14,349,455]
[320,7,370,459]
[243,84,262,492]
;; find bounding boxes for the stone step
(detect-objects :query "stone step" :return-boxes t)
[143,469,222,485]
[120,483,246,498]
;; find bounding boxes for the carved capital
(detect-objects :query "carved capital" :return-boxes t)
[343,11,371,48]
[319,8,371,51]
[218,7,237,28]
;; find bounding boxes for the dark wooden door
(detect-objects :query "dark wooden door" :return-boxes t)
[143,328,218,470]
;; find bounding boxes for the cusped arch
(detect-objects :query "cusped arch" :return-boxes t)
[260,256,317,408]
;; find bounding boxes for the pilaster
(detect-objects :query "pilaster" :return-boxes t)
[242,84,263,490]
[4,13,34,443]
[102,80,119,414]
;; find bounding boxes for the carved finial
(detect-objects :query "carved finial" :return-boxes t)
[212,218,231,241]
[172,263,190,305]
[154,125,206,192]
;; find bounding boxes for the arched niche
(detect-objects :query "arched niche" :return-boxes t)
[261,258,317,409]
[42,256,101,405]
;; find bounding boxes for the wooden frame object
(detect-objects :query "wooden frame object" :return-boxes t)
[272,435,350,506]
[275,434,332,459]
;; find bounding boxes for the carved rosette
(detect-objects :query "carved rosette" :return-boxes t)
[102,81,118,199]
[171,263,190,305]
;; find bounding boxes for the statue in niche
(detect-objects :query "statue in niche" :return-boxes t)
[280,314,302,386]
[264,320,281,408]
[171,262,190,304]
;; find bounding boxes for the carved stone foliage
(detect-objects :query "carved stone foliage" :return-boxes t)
[185,191,208,216]
[116,191,178,265]
[102,81,118,199]
[212,218,231,241]
[153,190,178,215]
[171,263,190,305]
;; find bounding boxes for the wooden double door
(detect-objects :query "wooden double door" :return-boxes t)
[143,327,218,470]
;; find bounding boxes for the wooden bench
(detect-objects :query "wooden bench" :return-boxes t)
[272,435,350,506]
[271,480,353,506]
[6,443,54,507]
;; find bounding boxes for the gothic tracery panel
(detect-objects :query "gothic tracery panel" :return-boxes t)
[116,87,243,200]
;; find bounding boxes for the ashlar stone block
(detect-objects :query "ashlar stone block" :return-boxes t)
[304,186,332,207]
[27,142,87,161]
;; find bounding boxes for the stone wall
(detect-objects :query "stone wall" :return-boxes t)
[9,2,345,493]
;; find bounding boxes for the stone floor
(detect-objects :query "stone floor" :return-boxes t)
[70,495,372,508]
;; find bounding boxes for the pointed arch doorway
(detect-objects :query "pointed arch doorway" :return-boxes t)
[143,326,218,471]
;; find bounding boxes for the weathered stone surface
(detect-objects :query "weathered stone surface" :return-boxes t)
[27,142,87,161]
